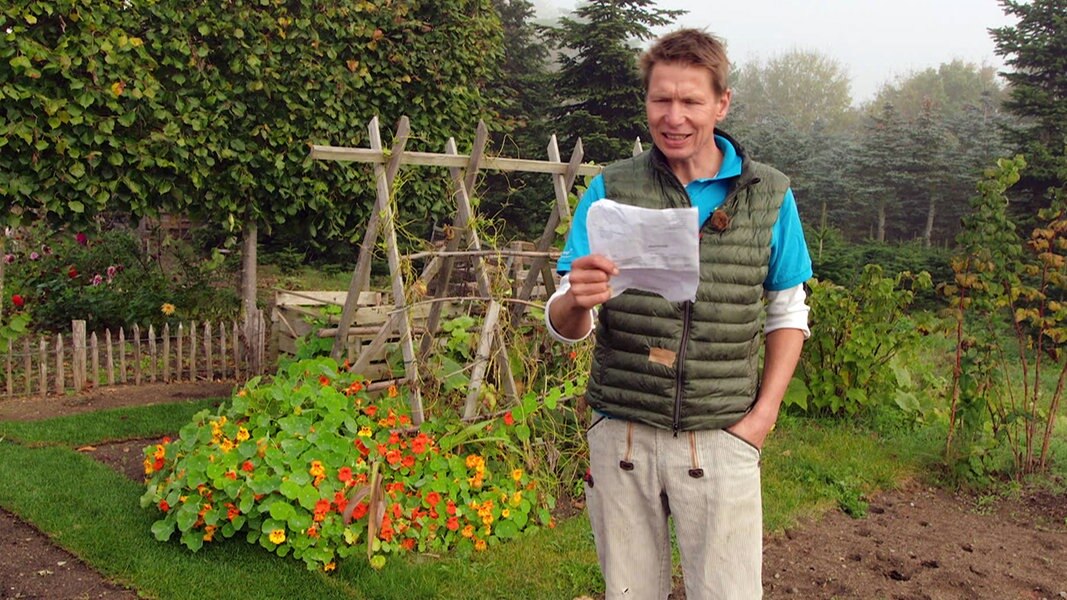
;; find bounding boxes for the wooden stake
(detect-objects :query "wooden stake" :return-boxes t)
[39,337,47,395]
[205,321,213,380]
[90,332,99,389]
[162,324,171,383]
[72,320,86,392]
[55,333,64,395]
[511,137,585,326]
[105,329,114,386]
[23,338,31,395]
[148,325,157,383]
[133,324,142,385]
[219,323,228,380]
[118,327,127,384]
[190,320,198,381]
[331,116,411,362]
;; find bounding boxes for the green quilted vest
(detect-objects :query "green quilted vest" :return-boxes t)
[586,131,788,432]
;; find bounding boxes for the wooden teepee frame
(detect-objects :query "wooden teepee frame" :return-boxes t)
[310,116,601,424]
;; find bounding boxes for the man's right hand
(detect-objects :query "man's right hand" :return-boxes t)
[565,254,618,309]
[547,254,617,340]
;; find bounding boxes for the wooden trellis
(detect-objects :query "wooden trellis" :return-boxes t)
[310,116,602,423]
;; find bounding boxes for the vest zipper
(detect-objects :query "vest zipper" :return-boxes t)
[656,152,761,434]
[672,300,693,435]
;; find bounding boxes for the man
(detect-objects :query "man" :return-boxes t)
[546,29,812,599]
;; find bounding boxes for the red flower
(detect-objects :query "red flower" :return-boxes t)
[314,499,331,522]
[503,411,515,426]
[401,454,415,468]
[338,466,353,482]
[411,433,430,454]
[385,449,402,465]
[446,516,459,531]
[75,232,88,245]
[319,375,330,386]
[224,471,237,480]
[379,515,394,541]
[158,500,170,513]
[391,503,403,519]
[352,501,368,520]
[354,439,369,456]
[153,457,164,471]
[426,491,441,507]
[401,538,416,551]
[241,460,255,472]
[67,266,78,279]
[446,501,457,516]
[11,294,24,308]
[334,491,348,513]
[364,405,378,417]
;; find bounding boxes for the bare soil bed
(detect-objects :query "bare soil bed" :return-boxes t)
[2,384,1066,600]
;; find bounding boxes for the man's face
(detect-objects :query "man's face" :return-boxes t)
[645,62,731,175]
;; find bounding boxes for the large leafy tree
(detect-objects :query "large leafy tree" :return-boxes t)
[731,49,855,135]
[137,0,505,315]
[545,0,682,163]
[1,0,171,225]
[873,60,1006,121]
[990,0,1067,210]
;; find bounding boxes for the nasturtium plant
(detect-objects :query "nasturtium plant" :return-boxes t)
[141,357,554,571]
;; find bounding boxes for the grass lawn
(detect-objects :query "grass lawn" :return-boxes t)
[0,384,940,600]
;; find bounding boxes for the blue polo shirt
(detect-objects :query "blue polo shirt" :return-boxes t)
[557,135,812,292]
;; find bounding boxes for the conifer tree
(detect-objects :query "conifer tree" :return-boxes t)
[990,0,1067,207]
[545,0,682,163]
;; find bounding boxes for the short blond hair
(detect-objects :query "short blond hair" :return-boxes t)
[640,29,729,96]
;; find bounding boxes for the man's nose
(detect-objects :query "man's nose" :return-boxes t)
[665,102,685,125]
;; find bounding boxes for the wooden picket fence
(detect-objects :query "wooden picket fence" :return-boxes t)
[1,312,266,399]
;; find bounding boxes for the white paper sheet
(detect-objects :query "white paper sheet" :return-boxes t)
[586,199,699,303]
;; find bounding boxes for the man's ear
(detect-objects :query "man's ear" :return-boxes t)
[716,88,732,122]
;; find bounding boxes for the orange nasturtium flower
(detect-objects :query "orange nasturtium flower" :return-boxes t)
[338,466,353,483]
[236,427,250,442]
[160,303,176,316]
[511,468,524,482]
[387,384,399,398]
[474,538,487,551]
[269,529,286,544]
